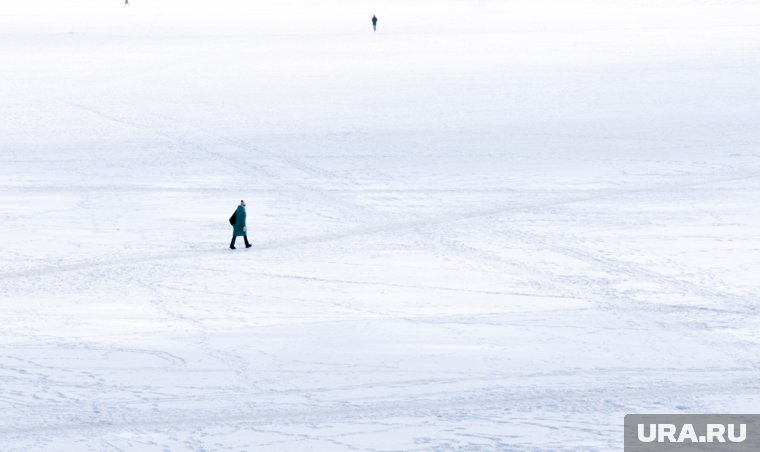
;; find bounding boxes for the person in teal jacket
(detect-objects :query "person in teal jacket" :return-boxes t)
[230,200,252,249]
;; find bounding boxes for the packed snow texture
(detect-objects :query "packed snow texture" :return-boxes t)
[1,0,759,450]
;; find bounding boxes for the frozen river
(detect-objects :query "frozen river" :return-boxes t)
[1,0,759,450]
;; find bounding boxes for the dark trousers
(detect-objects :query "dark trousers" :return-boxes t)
[230,234,250,248]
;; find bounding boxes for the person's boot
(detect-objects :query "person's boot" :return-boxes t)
[244,237,252,248]
[230,245,236,249]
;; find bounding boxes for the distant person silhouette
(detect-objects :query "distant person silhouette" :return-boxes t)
[372,15,378,31]
[125,0,129,5]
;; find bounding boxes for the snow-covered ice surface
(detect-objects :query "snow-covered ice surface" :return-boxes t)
[1,0,760,450]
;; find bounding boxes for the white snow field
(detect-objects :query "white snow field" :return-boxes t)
[1,0,760,450]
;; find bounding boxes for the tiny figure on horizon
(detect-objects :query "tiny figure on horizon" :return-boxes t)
[229,200,252,250]
[125,0,129,5]
[372,15,378,31]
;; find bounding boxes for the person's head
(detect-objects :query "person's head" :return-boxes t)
[240,199,246,206]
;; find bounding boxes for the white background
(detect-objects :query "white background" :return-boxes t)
[1,0,759,450]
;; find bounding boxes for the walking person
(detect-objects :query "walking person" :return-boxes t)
[229,200,252,249]
[372,15,378,31]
